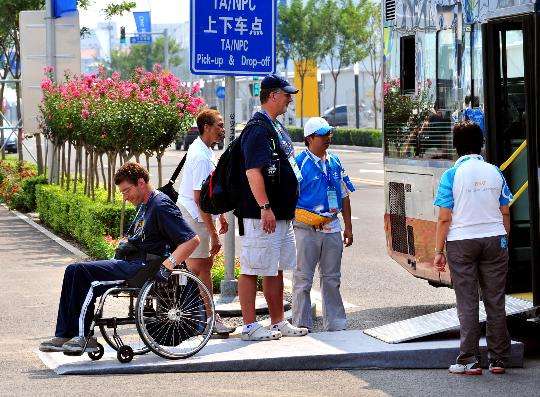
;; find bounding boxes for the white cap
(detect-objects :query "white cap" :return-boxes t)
[304,117,333,138]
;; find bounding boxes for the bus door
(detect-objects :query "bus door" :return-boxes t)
[484,16,538,296]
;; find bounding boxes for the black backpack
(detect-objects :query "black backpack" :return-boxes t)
[199,117,275,215]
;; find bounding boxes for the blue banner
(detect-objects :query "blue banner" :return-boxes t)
[133,11,152,44]
[53,0,77,18]
[190,0,276,76]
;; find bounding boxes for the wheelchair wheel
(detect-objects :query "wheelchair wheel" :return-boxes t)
[98,291,150,356]
[135,270,215,360]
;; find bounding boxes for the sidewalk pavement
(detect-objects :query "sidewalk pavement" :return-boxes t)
[0,204,524,377]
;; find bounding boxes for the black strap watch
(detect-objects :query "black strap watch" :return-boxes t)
[259,203,271,210]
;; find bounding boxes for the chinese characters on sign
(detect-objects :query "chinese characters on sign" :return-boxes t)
[190,0,276,76]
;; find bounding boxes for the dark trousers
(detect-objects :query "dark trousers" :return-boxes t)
[446,235,511,364]
[54,259,144,338]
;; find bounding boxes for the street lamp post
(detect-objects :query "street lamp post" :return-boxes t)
[163,28,170,71]
[317,69,322,116]
[354,63,360,129]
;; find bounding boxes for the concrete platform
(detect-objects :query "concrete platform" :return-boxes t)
[37,331,524,375]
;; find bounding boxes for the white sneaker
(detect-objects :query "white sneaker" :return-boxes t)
[270,320,308,337]
[213,314,235,334]
[241,323,282,341]
[448,362,482,375]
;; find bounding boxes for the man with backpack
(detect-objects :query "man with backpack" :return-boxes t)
[237,74,308,341]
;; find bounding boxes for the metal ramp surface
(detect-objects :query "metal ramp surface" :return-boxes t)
[364,296,534,344]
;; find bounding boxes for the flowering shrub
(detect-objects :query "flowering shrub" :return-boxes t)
[0,159,38,208]
[39,65,205,198]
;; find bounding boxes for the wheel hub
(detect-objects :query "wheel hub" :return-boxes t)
[167,308,183,321]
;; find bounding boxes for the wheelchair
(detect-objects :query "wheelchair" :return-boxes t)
[65,262,215,364]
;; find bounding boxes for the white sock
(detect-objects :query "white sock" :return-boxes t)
[271,320,288,329]
[242,322,258,333]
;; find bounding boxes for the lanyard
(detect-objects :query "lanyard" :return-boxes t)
[307,151,336,190]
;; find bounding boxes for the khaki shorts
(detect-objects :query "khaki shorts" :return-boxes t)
[240,218,296,276]
[178,204,210,259]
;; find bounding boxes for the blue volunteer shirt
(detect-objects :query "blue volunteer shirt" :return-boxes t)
[296,149,355,219]
[434,154,512,241]
[128,191,197,256]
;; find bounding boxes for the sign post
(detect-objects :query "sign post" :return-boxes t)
[190,0,276,297]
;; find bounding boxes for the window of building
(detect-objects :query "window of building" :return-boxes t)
[400,35,415,94]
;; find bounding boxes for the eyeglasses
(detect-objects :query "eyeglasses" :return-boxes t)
[120,185,135,195]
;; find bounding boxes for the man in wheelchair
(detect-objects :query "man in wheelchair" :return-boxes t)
[39,162,200,354]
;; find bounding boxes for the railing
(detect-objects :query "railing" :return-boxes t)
[499,140,528,207]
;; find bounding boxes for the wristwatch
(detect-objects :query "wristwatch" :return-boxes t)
[259,203,271,210]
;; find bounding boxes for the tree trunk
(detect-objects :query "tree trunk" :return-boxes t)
[145,153,150,172]
[100,154,106,192]
[66,143,71,191]
[135,153,140,163]
[107,153,112,203]
[56,143,61,184]
[60,142,66,187]
[112,152,117,202]
[15,80,23,162]
[120,199,126,237]
[84,148,89,196]
[73,146,79,193]
[90,150,95,200]
[0,72,6,161]
[35,134,44,174]
[300,72,306,127]
[156,152,163,187]
[332,71,340,124]
[43,138,48,177]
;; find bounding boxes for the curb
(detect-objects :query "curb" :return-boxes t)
[1,204,88,260]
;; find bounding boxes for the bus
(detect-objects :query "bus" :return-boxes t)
[382,0,539,305]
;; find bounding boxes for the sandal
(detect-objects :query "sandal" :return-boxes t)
[270,320,308,337]
[241,323,282,341]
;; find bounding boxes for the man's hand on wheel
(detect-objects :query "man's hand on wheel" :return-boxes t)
[155,264,172,283]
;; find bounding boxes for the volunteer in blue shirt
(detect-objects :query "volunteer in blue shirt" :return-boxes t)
[434,121,512,375]
[292,117,355,332]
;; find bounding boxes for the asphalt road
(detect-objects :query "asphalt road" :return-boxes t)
[3,139,538,396]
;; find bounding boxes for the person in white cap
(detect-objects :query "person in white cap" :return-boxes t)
[292,117,356,331]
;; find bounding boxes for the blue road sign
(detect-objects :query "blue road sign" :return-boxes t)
[190,0,276,76]
[216,86,226,99]
[133,11,152,44]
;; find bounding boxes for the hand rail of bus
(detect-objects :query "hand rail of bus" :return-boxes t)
[510,180,528,207]
[499,140,527,171]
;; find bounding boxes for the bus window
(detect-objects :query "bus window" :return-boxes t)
[400,35,415,94]
[436,29,457,111]
[471,25,484,110]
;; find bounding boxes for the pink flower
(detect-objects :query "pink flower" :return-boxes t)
[191,83,201,94]
[81,109,90,119]
[43,66,54,74]
[40,78,53,91]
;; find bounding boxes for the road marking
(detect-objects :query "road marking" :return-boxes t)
[358,169,383,174]
[350,177,384,187]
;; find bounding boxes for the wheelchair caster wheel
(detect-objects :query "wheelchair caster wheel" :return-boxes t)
[88,343,104,361]
[117,345,134,363]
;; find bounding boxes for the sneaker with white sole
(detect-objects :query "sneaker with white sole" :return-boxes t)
[62,336,99,354]
[449,362,482,375]
[39,337,71,352]
[241,323,282,341]
[270,320,308,337]
[213,314,235,334]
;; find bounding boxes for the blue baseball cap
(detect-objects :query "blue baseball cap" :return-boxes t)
[260,73,299,94]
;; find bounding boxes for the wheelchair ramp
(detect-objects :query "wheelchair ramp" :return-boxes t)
[364,296,534,344]
[36,330,524,375]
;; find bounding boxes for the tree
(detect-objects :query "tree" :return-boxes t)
[277,0,325,126]
[361,1,383,129]
[106,37,182,79]
[319,0,370,124]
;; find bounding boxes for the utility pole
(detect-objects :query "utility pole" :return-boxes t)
[45,0,58,182]
[221,76,237,297]
[163,28,170,71]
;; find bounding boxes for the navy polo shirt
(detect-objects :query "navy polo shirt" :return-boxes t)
[128,191,196,256]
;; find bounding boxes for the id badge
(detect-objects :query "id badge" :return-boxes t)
[289,156,303,182]
[327,188,339,213]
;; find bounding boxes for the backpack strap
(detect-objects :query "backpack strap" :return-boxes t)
[169,153,188,184]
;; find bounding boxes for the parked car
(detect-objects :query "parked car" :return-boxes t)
[0,134,17,153]
[322,105,348,127]
[174,124,224,151]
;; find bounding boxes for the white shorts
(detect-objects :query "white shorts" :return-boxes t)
[240,218,296,276]
[178,204,210,259]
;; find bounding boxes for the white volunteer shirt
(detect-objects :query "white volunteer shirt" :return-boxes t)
[178,137,216,221]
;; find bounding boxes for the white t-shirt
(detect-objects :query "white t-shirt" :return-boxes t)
[434,154,512,241]
[178,137,216,221]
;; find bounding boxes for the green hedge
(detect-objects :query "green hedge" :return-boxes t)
[36,184,135,259]
[287,127,382,147]
[9,175,48,212]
